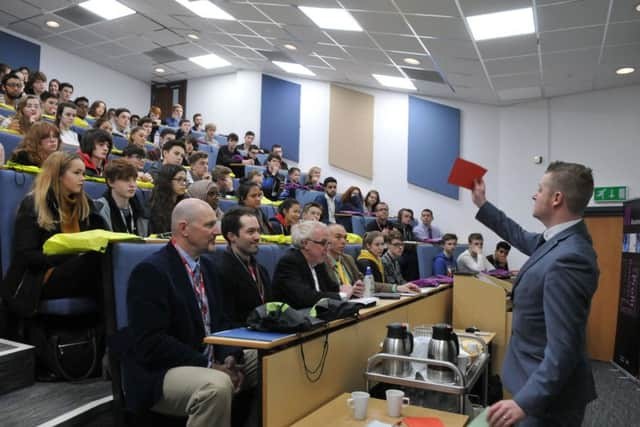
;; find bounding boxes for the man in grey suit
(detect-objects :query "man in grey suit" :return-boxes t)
[471,161,598,427]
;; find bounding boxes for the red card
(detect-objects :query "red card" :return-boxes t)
[403,417,446,427]
[447,157,487,190]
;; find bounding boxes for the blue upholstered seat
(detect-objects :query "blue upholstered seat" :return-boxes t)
[0,131,23,162]
[39,297,97,316]
[0,169,35,275]
[416,243,468,278]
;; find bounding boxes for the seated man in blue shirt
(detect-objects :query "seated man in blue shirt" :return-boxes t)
[432,233,458,276]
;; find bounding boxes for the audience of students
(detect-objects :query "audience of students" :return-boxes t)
[9,122,60,167]
[147,164,188,235]
[77,128,112,177]
[457,233,494,274]
[432,233,458,276]
[4,151,105,307]
[487,241,511,271]
[413,208,442,241]
[269,198,300,235]
[94,159,147,236]
[56,101,79,146]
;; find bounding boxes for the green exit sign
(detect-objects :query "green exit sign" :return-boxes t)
[594,186,627,203]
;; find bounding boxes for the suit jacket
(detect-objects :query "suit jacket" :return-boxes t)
[476,202,598,417]
[272,248,340,309]
[211,248,272,327]
[314,193,339,224]
[121,243,238,411]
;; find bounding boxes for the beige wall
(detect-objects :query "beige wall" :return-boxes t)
[328,84,374,179]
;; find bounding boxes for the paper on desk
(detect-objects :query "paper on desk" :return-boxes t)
[468,407,490,427]
[365,421,393,427]
[447,157,487,190]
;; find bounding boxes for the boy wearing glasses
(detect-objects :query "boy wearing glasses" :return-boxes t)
[1,73,25,109]
[457,233,494,274]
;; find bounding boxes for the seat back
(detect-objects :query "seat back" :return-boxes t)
[218,199,238,212]
[260,204,276,220]
[416,243,469,278]
[84,180,108,199]
[110,242,165,329]
[198,144,219,171]
[351,216,366,236]
[0,131,23,162]
[0,169,35,276]
[214,134,227,146]
[295,189,323,207]
[112,135,128,151]
[344,244,361,260]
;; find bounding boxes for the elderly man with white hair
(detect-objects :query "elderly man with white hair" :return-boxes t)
[272,220,359,308]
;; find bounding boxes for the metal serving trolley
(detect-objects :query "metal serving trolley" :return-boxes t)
[364,332,490,414]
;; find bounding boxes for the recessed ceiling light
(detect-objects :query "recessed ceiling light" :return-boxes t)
[372,74,416,90]
[79,0,136,21]
[175,0,235,20]
[45,20,60,28]
[189,53,231,69]
[284,44,297,51]
[467,7,535,41]
[636,3,640,12]
[616,67,635,75]
[154,67,165,73]
[403,58,420,66]
[272,61,316,76]
[187,33,200,40]
[298,6,362,31]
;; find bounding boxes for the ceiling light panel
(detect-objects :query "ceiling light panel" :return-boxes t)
[78,0,136,21]
[372,74,416,90]
[298,7,363,31]
[189,53,231,69]
[273,61,316,76]
[175,0,235,20]
[467,8,535,41]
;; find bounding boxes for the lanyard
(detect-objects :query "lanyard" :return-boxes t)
[230,248,265,303]
[173,241,210,335]
[118,205,136,234]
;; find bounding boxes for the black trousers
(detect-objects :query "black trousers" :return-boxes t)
[518,406,586,427]
[41,252,102,300]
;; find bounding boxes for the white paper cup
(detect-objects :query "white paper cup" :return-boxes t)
[386,389,410,417]
[347,391,369,420]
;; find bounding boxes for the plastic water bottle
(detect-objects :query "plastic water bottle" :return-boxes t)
[363,266,374,298]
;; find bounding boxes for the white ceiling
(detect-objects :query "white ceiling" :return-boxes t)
[2,0,640,104]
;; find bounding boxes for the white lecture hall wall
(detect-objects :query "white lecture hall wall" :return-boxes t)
[185,70,640,269]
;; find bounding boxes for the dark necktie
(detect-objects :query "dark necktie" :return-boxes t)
[536,235,546,250]
[427,227,432,239]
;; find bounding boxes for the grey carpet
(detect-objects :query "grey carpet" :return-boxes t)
[583,361,640,427]
[0,378,112,427]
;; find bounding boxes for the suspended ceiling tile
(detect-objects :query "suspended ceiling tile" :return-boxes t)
[284,25,331,43]
[145,29,185,47]
[215,20,258,36]
[477,34,538,60]
[537,0,608,32]
[91,14,161,39]
[26,0,72,10]
[394,0,460,17]
[485,54,539,75]
[325,30,377,49]
[385,51,435,69]
[542,48,600,77]
[370,33,425,53]
[458,0,531,16]
[0,1,41,19]
[404,15,469,40]
[92,41,134,57]
[255,4,312,26]
[424,38,478,59]
[0,10,17,26]
[491,72,541,90]
[600,44,640,65]
[340,0,397,12]
[225,46,267,60]
[232,35,274,50]
[351,11,412,35]
[24,13,80,34]
[605,21,640,46]
[345,46,389,63]
[115,35,160,53]
[540,26,604,53]
[42,34,85,50]
[8,21,52,39]
[608,0,640,23]
[61,28,108,46]
[168,43,210,58]
[199,32,242,46]
[244,22,288,38]
[312,43,349,58]
[221,2,270,22]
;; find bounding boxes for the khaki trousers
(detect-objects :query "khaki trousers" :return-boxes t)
[152,366,233,427]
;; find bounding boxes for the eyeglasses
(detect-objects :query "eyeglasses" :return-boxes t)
[5,82,23,88]
[308,239,329,247]
[172,178,188,185]
[377,207,389,212]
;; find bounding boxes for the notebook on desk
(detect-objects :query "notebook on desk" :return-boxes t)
[212,328,294,342]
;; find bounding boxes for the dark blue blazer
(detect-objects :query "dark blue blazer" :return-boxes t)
[314,193,340,224]
[477,202,598,418]
[120,243,237,411]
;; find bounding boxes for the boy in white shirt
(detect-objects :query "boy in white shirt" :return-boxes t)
[457,233,494,273]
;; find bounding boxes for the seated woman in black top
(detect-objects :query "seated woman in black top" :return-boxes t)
[269,198,300,235]
[3,151,106,309]
[78,128,112,177]
[10,122,61,167]
[356,231,386,282]
[237,181,273,235]
[339,186,364,213]
[147,164,188,235]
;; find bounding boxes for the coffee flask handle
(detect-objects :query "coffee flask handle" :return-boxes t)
[451,331,459,355]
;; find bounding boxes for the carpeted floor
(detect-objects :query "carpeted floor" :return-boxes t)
[583,361,640,427]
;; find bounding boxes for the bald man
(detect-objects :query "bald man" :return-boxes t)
[123,199,244,426]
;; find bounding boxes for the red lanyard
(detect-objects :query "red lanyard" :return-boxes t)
[172,241,210,333]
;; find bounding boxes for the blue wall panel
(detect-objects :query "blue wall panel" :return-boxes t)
[407,96,461,200]
[260,74,301,162]
[0,30,41,72]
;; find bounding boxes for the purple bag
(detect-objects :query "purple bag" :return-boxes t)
[487,269,511,279]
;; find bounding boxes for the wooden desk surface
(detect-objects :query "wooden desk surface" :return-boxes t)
[203,285,452,350]
[291,393,468,427]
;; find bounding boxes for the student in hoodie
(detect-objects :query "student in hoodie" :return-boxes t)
[269,198,301,235]
[78,128,112,177]
[432,233,458,276]
[339,186,364,213]
[262,153,284,201]
[278,167,302,199]
[94,159,148,236]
